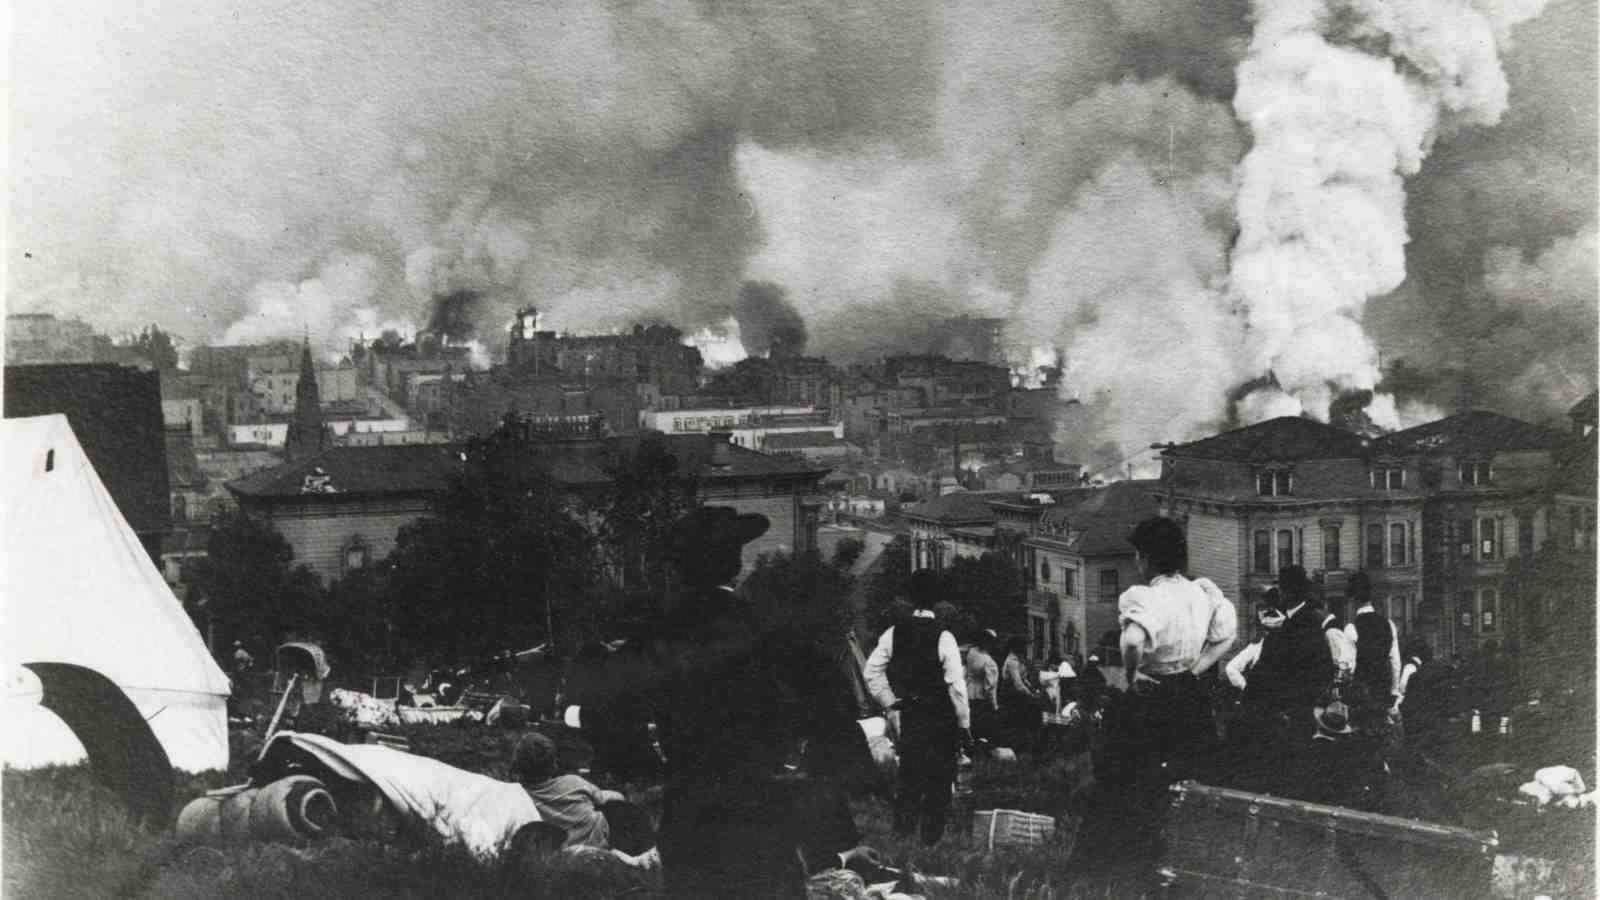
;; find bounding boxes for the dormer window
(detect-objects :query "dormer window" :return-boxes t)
[1459,460,1493,486]
[1370,467,1405,490]
[1256,468,1293,497]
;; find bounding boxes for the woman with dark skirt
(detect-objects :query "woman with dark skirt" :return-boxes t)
[997,636,1040,752]
[650,507,878,900]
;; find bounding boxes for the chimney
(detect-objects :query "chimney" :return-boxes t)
[708,430,733,468]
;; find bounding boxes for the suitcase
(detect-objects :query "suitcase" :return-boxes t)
[1159,781,1499,899]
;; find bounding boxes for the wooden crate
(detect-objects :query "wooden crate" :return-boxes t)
[1160,781,1498,900]
[973,808,1056,852]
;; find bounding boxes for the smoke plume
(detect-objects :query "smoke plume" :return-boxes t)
[732,281,808,357]
[1228,0,1552,422]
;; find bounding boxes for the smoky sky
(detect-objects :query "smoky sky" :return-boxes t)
[9,0,1595,449]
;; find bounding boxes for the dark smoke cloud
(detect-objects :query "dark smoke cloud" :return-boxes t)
[427,289,481,343]
[732,281,807,357]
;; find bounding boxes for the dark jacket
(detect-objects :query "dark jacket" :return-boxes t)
[1243,604,1334,723]
[1352,610,1396,701]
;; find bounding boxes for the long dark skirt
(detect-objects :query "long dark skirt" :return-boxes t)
[658,771,858,900]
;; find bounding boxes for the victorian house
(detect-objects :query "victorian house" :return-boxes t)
[1157,417,1428,647]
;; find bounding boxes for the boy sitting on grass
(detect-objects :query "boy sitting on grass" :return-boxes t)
[513,732,628,850]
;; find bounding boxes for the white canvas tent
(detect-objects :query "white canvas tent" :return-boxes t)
[3,414,231,772]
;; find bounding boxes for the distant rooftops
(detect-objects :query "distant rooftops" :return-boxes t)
[1370,410,1562,456]
[1165,416,1369,462]
[228,430,827,500]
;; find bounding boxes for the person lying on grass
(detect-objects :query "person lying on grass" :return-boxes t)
[512,732,627,850]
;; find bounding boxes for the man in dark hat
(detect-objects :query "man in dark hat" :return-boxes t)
[653,506,878,898]
[863,569,971,845]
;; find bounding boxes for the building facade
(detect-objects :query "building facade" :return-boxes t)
[228,427,828,584]
[1159,411,1578,658]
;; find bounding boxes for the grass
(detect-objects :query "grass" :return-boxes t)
[5,736,1136,900]
[7,695,1596,900]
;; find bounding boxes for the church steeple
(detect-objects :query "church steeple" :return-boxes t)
[285,337,325,460]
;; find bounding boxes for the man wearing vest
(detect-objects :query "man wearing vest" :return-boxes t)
[864,572,971,846]
[1236,565,1336,798]
[1342,572,1403,808]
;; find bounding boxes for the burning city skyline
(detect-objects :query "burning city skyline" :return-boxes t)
[9,0,1595,464]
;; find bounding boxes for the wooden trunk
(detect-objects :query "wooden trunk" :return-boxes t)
[1160,781,1498,900]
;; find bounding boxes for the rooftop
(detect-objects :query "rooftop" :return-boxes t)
[1572,392,1598,426]
[1031,480,1160,556]
[1165,416,1369,462]
[229,443,466,498]
[763,432,850,450]
[228,432,826,500]
[1370,410,1561,457]
[902,490,1018,525]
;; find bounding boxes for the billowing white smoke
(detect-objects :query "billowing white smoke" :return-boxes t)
[223,252,413,361]
[1008,78,1246,467]
[1231,0,1548,421]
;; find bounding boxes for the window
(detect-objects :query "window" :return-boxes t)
[1099,569,1120,601]
[1573,508,1584,551]
[1040,558,1052,585]
[1323,525,1342,570]
[1257,469,1293,497]
[1254,530,1272,574]
[1480,518,1497,560]
[1367,524,1385,569]
[1061,567,1076,596]
[1370,468,1404,490]
[1480,588,1498,631]
[1518,518,1534,559]
[1457,591,1473,629]
[1277,530,1294,571]
[1459,461,1493,486]
[1457,518,1474,560]
[342,538,370,573]
[1030,615,1047,661]
[1389,523,1407,566]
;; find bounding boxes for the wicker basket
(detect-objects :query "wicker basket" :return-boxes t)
[973,808,1056,852]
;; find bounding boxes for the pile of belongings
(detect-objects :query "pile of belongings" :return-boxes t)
[178,731,540,857]
[1516,766,1598,810]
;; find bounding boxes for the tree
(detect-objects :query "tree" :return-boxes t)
[380,427,599,664]
[740,549,856,640]
[861,535,911,634]
[936,552,1027,636]
[597,431,699,604]
[830,536,865,570]
[116,325,179,372]
[186,510,324,650]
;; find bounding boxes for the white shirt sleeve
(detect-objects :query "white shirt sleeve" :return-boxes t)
[1327,625,1355,673]
[1387,622,1403,693]
[939,631,971,730]
[864,628,896,711]
[1224,640,1261,690]
[1397,661,1418,704]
